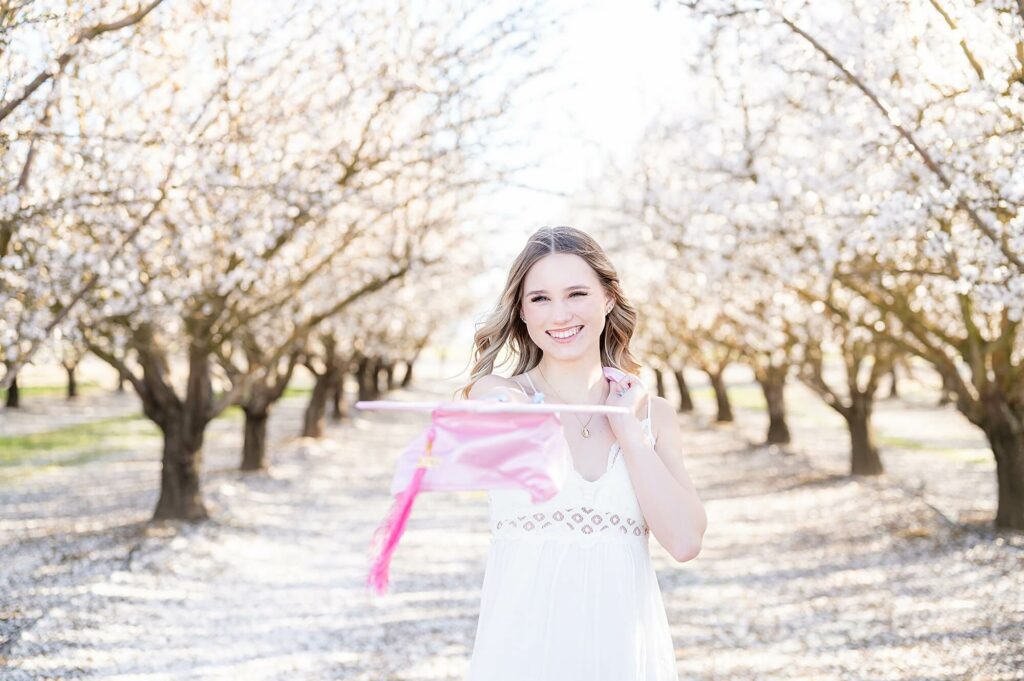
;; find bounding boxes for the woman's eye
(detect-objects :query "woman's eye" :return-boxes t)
[530,292,587,302]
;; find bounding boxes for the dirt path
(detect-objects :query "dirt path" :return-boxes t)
[1,382,1021,680]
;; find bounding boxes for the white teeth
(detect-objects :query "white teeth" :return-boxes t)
[548,325,582,339]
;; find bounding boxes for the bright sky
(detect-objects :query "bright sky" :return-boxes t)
[445,0,700,370]
[480,0,698,233]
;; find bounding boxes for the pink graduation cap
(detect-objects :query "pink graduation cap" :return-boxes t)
[358,366,631,595]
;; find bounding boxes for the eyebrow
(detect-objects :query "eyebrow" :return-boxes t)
[525,285,591,296]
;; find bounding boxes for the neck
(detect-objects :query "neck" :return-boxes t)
[534,355,606,404]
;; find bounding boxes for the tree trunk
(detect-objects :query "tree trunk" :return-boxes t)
[151,340,211,521]
[938,370,955,406]
[303,368,335,438]
[117,372,125,393]
[357,356,372,401]
[673,368,693,412]
[981,396,1024,530]
[87,323,212,522]
[385,361,395,389]
[371,358,385,398]
[845,395,884,476]
[153,415,209,521]
[6,376,19,408]
[758,367,791,445]
[241,407,269,471]
[237,349,299,468]
[654,367,666,398]
[66,364,78,398]
[303,374,330,438]
[888,365,899,398]
[400,359,415,388]
[330,367,345,420]
[708,370,733,422]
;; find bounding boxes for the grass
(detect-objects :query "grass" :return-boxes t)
[685,385,992,466]
[686,383,820,417]
[0,405,245,469]
[5,382,325,404]
[877,435,933,451]
[877,435,992,465]
[0,414,156,461]
[1,381,105,399]
[688,384,766,410]
[282,386,314,398]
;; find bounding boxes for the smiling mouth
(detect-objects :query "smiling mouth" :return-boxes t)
[546,325,583,339]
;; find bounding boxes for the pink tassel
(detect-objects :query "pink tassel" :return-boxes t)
[366,425,437,595]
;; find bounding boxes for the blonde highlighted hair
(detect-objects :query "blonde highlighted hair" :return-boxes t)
[455,226,641,399]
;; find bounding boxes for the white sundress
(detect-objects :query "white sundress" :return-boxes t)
[466,372,679,681]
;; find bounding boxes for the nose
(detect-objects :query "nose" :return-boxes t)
[552,300,575,324]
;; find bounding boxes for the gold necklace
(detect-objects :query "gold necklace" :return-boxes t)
[535,365,602,438]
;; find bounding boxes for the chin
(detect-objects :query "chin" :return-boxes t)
[546,339,597,352]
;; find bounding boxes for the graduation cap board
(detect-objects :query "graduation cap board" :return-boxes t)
[356,366,633,595]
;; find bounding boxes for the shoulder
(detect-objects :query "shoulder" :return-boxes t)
[467,374,524,400]
[649,395,678,445]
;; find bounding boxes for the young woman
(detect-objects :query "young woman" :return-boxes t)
[458,226,707,680]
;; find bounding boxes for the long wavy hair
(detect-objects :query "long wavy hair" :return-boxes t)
[455,226,642,399]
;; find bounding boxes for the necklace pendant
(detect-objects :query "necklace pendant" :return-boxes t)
[582,426,590,438]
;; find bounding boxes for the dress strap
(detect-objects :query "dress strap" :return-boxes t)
[522,370,545,403]
[511,370,544,403]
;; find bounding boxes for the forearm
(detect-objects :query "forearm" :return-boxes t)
[618,423,705,561]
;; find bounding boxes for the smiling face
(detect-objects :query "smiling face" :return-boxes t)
[520,253,613,356]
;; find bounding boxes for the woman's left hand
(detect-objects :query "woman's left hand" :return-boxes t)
[603,371,649,438]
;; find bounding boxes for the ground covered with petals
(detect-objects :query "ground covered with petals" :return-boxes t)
[1,382,1021,680]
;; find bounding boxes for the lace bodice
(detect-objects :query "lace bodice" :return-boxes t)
[495,506,650,536]
[488,370,656,545]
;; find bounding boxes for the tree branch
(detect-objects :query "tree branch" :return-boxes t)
[0,0,167,123]
[773,10,1024,275]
